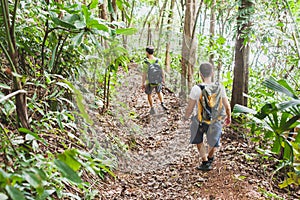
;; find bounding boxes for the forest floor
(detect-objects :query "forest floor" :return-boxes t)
[91,63,299,200]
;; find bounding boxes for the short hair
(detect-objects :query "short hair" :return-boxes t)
[199,62,213,78]
[146,46,154,55]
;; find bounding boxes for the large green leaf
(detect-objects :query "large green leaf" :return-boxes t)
[63,14,81,24]
[278,99,300,111]
[54,160,82,183]
[18,128,44,142]
[90,0,99,9]
[278,79,296,96]
[82,5,91,23]
[72,31,84,46]
[116,27,137,35]
[58,149,81,171]
[254,103,277,120]
[35,189,55,200]
[278,115,300,133]
[271,135,281,154]
[263,77,298,99]
[232,104,257,114]
[295,130,300,143]
[108,0,114,13]
[52,17,76,29]
[87,19,109,31]
[48,43,59,71]
[5,186,26,200]
[23,171,43,189]
[283,140,293,162]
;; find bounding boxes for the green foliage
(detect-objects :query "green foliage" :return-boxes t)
[0,0,136,198]
[233,77,300,189]
[0,124,116,199]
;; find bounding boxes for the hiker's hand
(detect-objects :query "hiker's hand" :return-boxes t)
[182,116,190,124]
[141,84,145,91]
[224,117,231,126]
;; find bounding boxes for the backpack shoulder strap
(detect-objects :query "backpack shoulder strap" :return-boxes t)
[144,58,150,65]
[197,84,205,90]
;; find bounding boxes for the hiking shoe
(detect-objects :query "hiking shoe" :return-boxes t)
[149,107,156,115]
[207,156,214,165]
[161,102,168,110]
[197,161,212,171]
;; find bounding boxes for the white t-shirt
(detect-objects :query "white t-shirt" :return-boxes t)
[189,83,227,113]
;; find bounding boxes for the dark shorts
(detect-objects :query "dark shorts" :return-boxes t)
[145,83,162,94]
[190,120,222,147]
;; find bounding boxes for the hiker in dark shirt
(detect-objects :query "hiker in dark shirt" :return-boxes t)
[183,62,231,171]
[141,46,168,114]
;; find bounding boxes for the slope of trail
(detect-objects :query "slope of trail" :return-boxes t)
[96,63,287,200]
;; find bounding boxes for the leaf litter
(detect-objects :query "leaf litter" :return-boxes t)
[92,63,298,200]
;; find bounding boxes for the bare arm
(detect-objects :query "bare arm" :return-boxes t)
[142,72,146,85]
[222,97,231,126]
[184,98,197,120]
[141,72,146,90]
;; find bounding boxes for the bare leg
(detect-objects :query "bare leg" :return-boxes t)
[208,146,217,159]
[196,143,207,161]
[157,92,163,103]
[147,94,153,107]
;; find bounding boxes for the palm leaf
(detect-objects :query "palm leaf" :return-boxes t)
[262,77,298,99]
[233,104,257,114]
[278,99,300,111]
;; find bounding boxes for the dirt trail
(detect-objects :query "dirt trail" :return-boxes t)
[97,64,273,200]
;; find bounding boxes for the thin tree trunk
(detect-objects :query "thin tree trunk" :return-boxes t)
[111,0,117,21]
[201,7,207,34]
[122,11,127,49]
[99,1,108,20]
[139,5,155,44]
[102,68,107,113]
[99,1,108,49]
[147,23,152,45]
[165,0,175,73]
[122,0,135,49]
[209,0,216,65]
[156,0,168,55]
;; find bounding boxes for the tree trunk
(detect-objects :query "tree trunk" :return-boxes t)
[99,1,108,20]
[139,4,155,44]
[111,0,117,21]
[99,1,108,49]
[209,0,216,65]
[147,23,152,45]
[231,0,253,109]
[156,0,168,55]
[180,0,197,97]
[165,0,175,73]
[1,0,29,129]
[122,0,135,49]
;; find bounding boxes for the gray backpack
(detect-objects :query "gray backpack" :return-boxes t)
[197,83,226,123]
[145,59,163,84]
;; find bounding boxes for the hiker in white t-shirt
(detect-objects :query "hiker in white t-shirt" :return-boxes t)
[183,62,231,171]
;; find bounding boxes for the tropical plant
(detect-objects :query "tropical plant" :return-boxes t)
[233,77,300,188]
